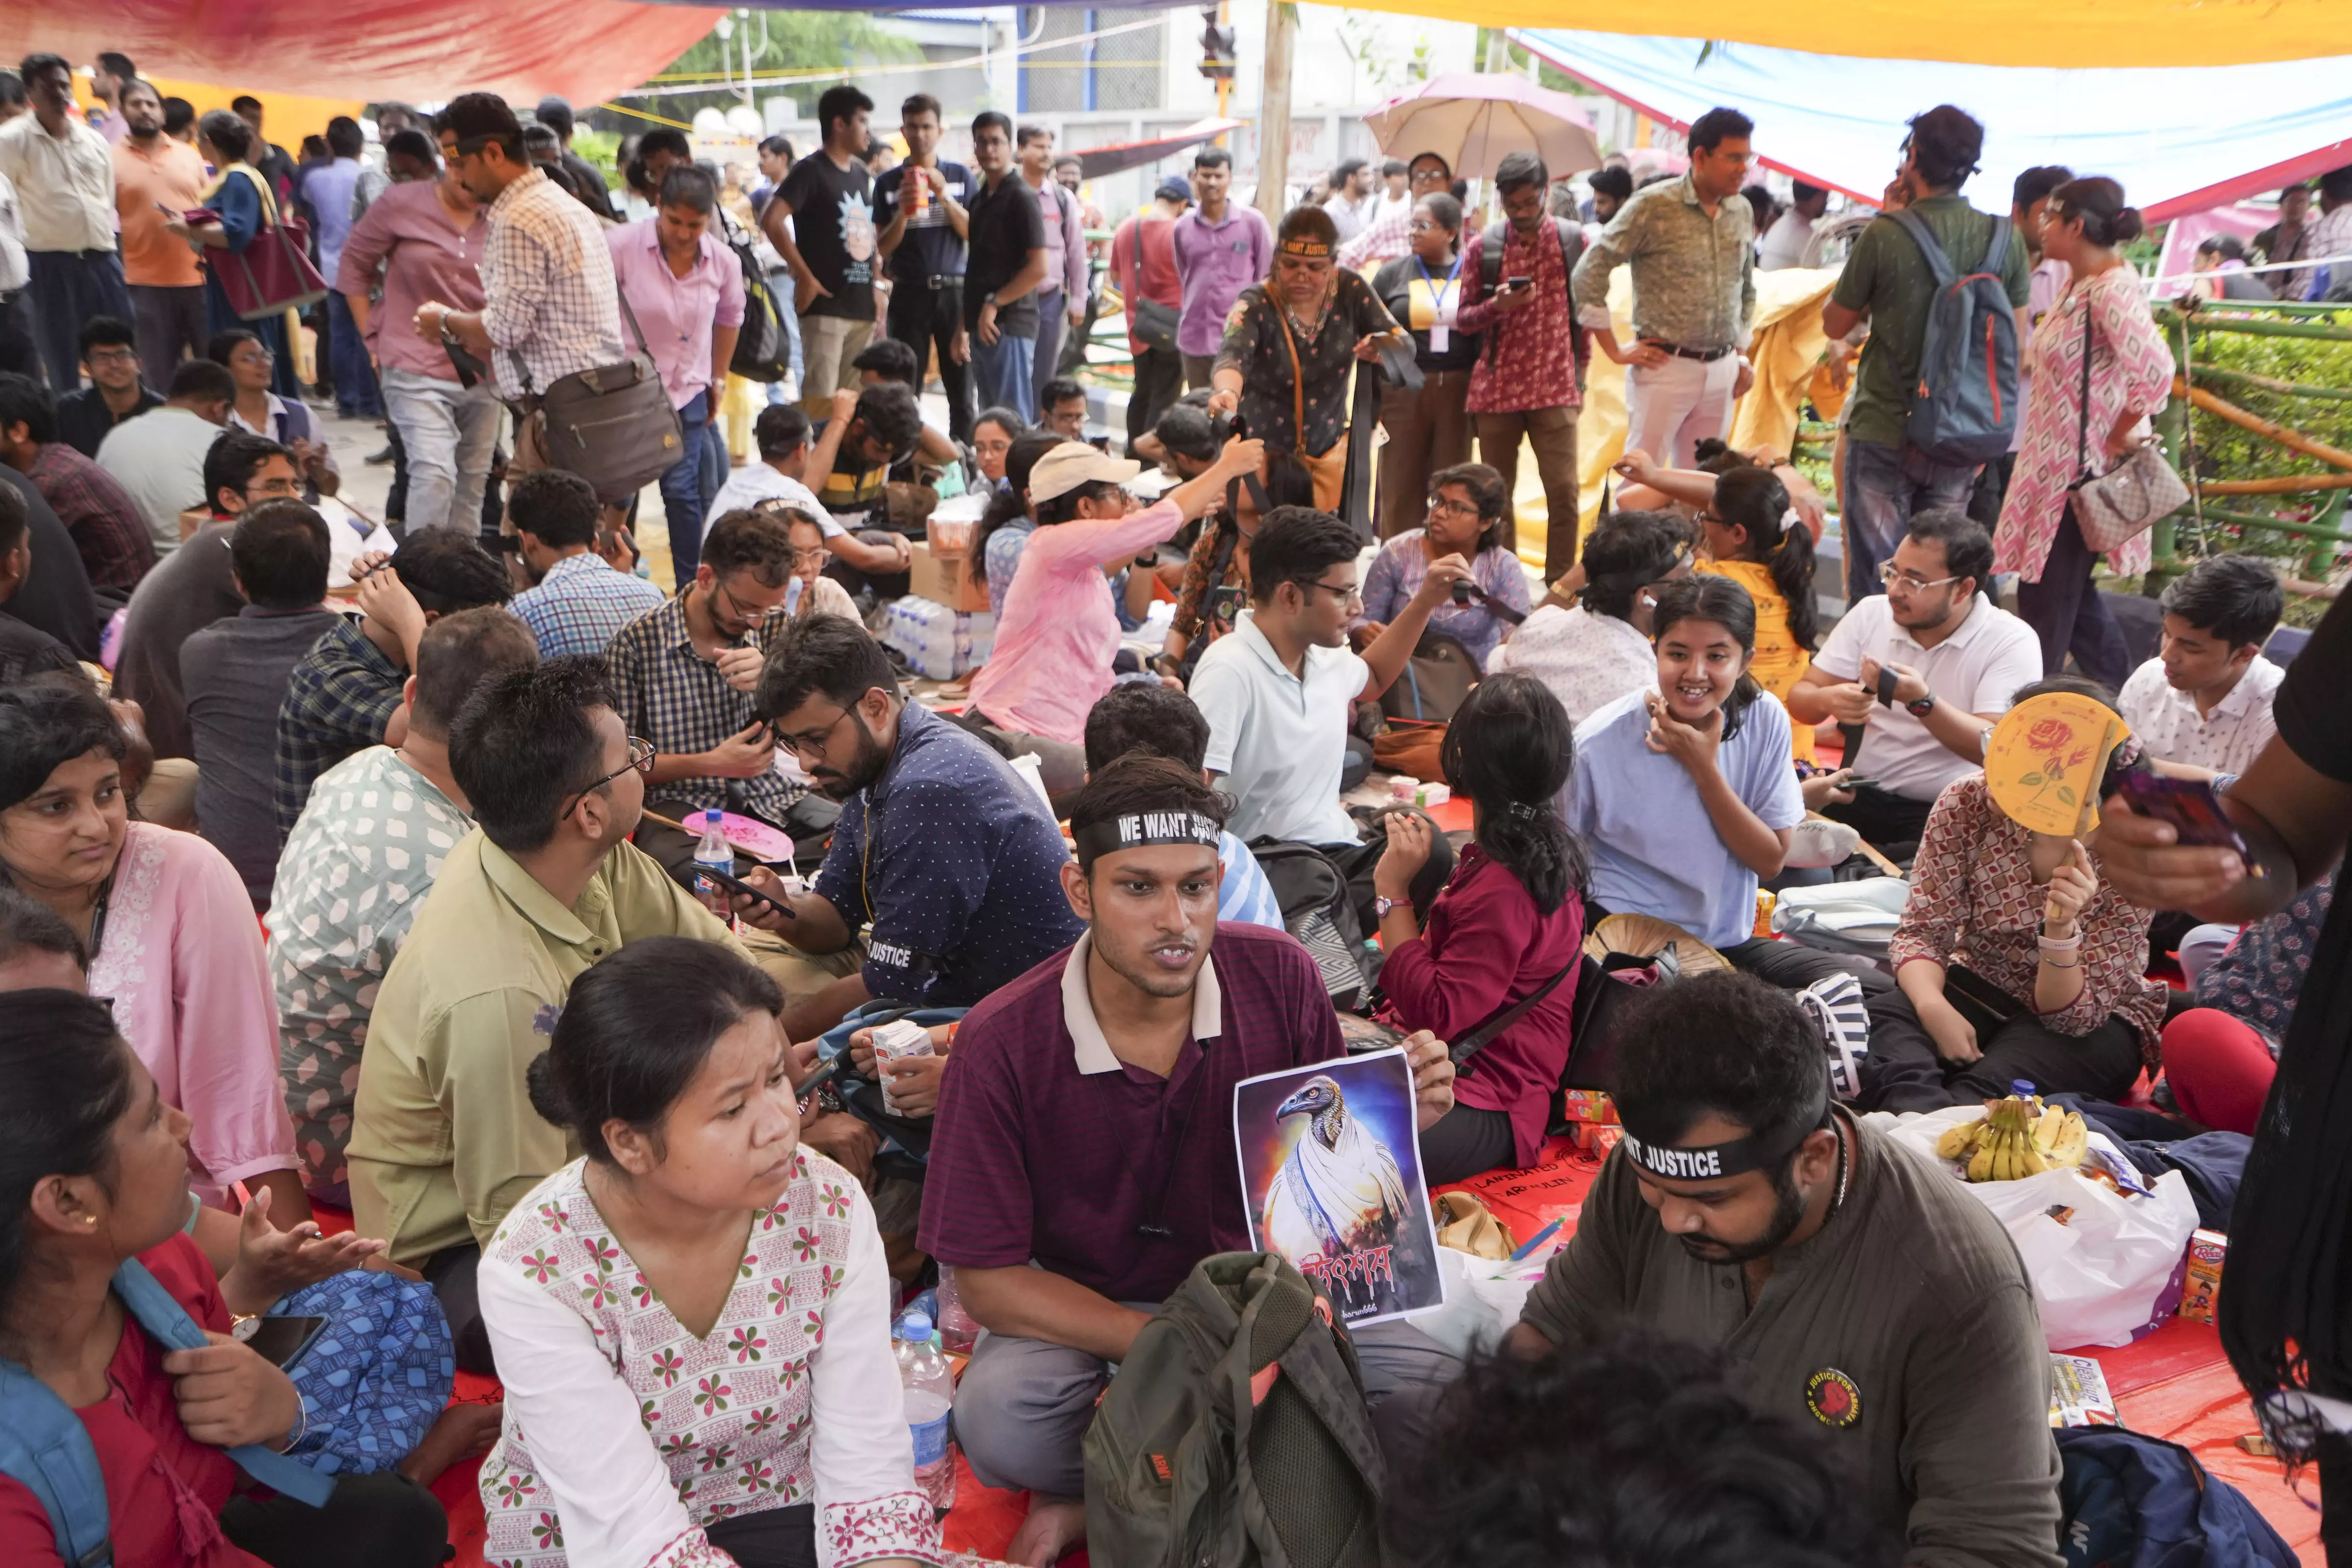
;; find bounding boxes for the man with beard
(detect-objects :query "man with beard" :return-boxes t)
[732,612,1086,1042]
[916,754,1459,1568]
[1501,972,2061,1568]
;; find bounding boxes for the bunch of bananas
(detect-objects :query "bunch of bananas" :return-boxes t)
[1936,1096,2089,1182]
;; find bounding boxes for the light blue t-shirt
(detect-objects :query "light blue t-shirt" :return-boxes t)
[1218,830,1285,931]
[1566,686,1805,949]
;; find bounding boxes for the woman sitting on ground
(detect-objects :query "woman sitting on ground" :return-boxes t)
[2158,868,2335,1135]
[0,989,450,1567]
[1861,675,2167,1112]
[970,405,1024,498]
[479,938,943,1568]
[1489,510,1690,726]
[1566,576,1878,995]
[0,675,308,1225]
[971,431,1064,622]
[210,329,338,500]
[1372,673,1586,1183]
[1355,462,1530,670]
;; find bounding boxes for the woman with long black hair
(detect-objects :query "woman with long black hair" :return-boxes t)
[1697,463,1820,762]
[1372,672,1588,1182]
[971,430,1064,621]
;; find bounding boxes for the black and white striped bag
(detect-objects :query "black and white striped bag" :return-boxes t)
[1797,972,1873,1101]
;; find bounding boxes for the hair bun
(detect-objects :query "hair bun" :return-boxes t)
[524,1050,574,1131]
[2114,206,2145,243]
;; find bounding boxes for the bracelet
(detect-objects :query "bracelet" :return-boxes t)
[2039,954,2081,969]
[2036,931,2082,952]
[285,1395,311,1451]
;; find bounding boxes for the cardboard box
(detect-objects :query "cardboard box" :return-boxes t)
[908,541,988,613]
[2179,1228,2227,1323]
[1559,1089,1618,1127]
[1571,1123,1622,1156]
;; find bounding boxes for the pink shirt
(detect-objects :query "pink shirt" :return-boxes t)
[87,823,298,1202]
[967,497,1185,744]
[335,179,490,382]
[604,217,746,411]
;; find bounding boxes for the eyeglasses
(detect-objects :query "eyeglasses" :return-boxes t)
[1301,577,1363,607]
[1428,496,1481,520]
[1879,561,1961,593]
[777,706,854,761]
[84,347,139,366]
[560,736,654,820]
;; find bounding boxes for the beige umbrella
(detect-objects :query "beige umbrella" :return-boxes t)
[1363,71,1605,180]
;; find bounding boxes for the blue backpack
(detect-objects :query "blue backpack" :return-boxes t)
[0,1258,337,1568]
[2057,1426,2298,1568]
[1888,207,2021,466]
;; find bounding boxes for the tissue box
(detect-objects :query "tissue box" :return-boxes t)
[1559,1089,1618,1127]
[2179,1228,2227,1323]
[2049,1354,2119,1427]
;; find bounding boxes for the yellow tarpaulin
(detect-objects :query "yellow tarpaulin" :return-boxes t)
[75,82,364,151]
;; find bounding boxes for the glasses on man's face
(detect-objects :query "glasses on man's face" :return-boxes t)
[85,347,139,367]
[1303,577,1363,608]
[560,737,655,820]
[250,476,301,500]
[778,706,854,762]
[1879,561,1961,594]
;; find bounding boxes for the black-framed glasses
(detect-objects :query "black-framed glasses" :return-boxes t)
[560,737,654,819]
[1302,576,1363,607]
[778,707,854,761]
[1428,495,1481,520]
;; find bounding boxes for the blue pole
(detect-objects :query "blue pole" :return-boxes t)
[1084,7,1099,112]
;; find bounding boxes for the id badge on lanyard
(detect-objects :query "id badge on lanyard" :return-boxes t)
[1410,253,1465,352]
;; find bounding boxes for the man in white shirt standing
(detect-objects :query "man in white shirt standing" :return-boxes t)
[1321,158,1375,243]
[2117,554,2286,781]
[1755,180,1829,270]
[0,55,133,394]
[1788,509,2043,851]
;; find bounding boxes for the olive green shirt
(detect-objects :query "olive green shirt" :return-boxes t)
[1832,194,2034,448]
[348,830,745,1264]
[1519,1116,2063,1568]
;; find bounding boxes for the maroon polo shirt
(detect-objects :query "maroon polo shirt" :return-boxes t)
[919,922,1344,1304]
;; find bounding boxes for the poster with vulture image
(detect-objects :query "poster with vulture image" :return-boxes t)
[1234,1050,1444,1326]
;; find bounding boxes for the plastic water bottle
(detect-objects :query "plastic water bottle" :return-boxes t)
[934,1266,979,1356]
[692,810,735,921]
[896,1312,957,1512]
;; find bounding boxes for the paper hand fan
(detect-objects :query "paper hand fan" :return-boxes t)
[1983,692,2130,838]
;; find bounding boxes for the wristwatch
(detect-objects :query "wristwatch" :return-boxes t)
[1905,690,1938,719]
[1374,895,1410,920]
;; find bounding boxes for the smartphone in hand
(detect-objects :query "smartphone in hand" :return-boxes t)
[2112,770,2258,867]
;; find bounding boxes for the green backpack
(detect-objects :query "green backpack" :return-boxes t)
[1084,1251,1388,1568]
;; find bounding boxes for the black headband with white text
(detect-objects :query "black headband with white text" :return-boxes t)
[1072,809,1224,865]
[1618,1071,1831,1183]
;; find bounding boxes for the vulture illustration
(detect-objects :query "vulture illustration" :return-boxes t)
[1261,1074,1412,1275]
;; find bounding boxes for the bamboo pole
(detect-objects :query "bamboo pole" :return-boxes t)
[2193,505,2352,546]
[2176,378,2352,472]
[2195,472,2352,495]
[2162,314,2352,344]
[2191,362,2352,404]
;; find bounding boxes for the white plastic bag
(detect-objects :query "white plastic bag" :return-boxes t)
[1405,1244,1545,1360]
[1872,1106,2200,1350]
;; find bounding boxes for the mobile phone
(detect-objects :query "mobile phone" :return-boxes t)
[1451,578,1477,606]
[1505,275,1532,292]
[2113,771,2259,866]
[234,1314,328,1371]
[1838,777,1880,790]
[695,863,797,919]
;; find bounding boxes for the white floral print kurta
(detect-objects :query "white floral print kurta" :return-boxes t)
[1992,265,2176,584]
[478,1155,944,1568]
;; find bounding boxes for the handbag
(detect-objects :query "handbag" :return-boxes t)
[192,169,329,321]
[1131,296,1181,355]
[1379,632,1480,724]
[1272,298,1348,513]
[2066,294,2186,553]
[517,285,686,505]
[268,1270,455,1477]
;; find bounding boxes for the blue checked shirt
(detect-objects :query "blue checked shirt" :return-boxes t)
[510,553,669,660]
[603,594,805,822]
[1218,832,1286,931]
[275,618,405,841]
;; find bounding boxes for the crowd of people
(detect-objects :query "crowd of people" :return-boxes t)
[1,43,2351,1568]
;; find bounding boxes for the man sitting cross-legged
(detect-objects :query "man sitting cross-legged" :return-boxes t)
[918,753,1461,1567]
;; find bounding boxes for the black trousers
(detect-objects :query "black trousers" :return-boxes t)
[1820,783,1935,858]
[2015,501,2131,690]
[1719,935,1893,996]
[821,528,914,604]
[1419,1103,1518,1186]
[221,1471,448,1568]
[1127,345,1185,456]
[886,278,972,442]
[423,1242,495,1376]
[1859,982,2145,1112]
[707,1503,817,1568]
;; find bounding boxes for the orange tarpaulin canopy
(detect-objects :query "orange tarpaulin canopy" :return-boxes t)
[0,1,721,107]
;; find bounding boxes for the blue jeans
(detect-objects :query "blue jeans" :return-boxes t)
[1032,289,1066,401]
[1839,435,1980,601]
[25,248,133,393]
[660,390,713,590]
[326,292,381,416]
[971,329,1036,424]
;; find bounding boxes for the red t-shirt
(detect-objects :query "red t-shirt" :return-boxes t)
[0,1234,264,1568]
[1112,213,1182,354]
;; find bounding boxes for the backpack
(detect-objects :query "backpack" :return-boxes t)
[1084,1251,1386,1568]
[2056,1426,2298,1568]
[1249,838,1370,1007]
[1480,218,1585,369]
[1886,208,2021,466]
[724,211,792,384]
[0,1258,336,1568]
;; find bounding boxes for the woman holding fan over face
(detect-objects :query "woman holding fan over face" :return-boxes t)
[1372,674,1587,1183]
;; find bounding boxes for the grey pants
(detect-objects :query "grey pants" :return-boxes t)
[955,1300,1459,1498]
[130,283,208,391]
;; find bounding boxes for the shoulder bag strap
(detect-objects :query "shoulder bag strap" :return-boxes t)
[1887,207,1955,290]
[111,1261,337,1508]
[0,1358,114,1568]
[615,282,654,358]
[1273,301,1308,455]
[1447,955,1581,1071]
[2073,294,2095,483]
